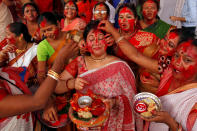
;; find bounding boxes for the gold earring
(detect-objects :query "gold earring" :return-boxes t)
[19,37,22,41]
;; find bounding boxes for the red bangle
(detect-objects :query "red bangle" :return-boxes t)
[66,78,72,90]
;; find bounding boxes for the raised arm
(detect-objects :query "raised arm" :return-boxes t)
[0,42,78,118]
[98,20,159,73]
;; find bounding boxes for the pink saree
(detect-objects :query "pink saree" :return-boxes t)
[78,60,137,131]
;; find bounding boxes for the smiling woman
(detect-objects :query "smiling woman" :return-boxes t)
[37,12,67,84]
[136,0,175,39]
[55,20,141,130]
[61,1,86,32]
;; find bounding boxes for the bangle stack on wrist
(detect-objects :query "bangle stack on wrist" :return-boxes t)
[47,70,60,81]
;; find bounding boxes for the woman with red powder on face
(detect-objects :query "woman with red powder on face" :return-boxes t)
[61,1,86,32]
[115,4,158,74]
[55,20,141,131]
[37,12,79,131]
[99,20,197,131]
[0,22,38,91]
[137,0,175,39]
[138,29,182,94]
[22,3,41,43]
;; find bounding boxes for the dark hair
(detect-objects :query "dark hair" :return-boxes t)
[192,39,197,47]
[38,12,58,26]
[8,22,32,43]
[177,29,195,46]
[141,0,160,10]
[83,20,105,42]
[117,3,137,19]
[22,2,40,16]
[64,1,79,17]
[93,2,110,18]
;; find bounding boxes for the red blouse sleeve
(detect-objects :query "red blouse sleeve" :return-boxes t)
[65,57,78,77]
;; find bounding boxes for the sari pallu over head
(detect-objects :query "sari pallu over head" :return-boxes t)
[78,61,137,131]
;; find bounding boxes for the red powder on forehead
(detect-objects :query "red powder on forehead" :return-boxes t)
[87,29,107,53]
[145,0,155,4]
[98,3,104,7]
[179,40,192,52]
[26,5,32,8]
[40,18,47,28]
[120,7,133,15]
[169,32,178,39]
[67,1,74,5]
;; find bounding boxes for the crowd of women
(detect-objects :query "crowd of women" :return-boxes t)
[0,0,197,131]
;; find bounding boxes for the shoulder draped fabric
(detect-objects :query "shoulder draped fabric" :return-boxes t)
[61,18,86,32]
[6,44,38,82]
[143,19,171,39]
[78,60,137,131]
[146,68,197,131]
[47,40,66,67]
[0,67,33,131]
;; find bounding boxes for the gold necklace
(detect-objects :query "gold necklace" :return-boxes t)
[89,55,107,62]
[15,44,28,55]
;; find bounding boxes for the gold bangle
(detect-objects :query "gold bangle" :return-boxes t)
[47,74,58,81]
[47,70,60,80]
[48,70,59,79]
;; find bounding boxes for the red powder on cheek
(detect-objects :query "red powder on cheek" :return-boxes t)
[183,65,196,80]
[64,10,68,16]
[53,28,59,39]
[87,41,94,53]
[40,18,47,28]
[7,37,16,45]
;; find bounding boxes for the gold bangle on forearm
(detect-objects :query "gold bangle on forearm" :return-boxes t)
[47,70,60,81]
